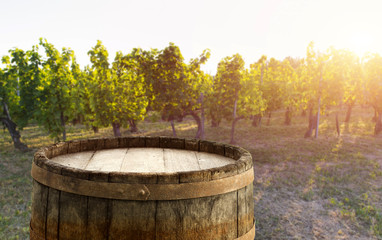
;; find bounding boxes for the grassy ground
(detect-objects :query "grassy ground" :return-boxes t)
[1,106,382,239]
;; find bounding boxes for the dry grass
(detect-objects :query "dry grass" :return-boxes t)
[1,106,382,239]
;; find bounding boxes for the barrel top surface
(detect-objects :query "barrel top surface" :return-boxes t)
[50,148,236,173]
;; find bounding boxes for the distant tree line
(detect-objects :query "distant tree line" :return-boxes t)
[1,39,382,150]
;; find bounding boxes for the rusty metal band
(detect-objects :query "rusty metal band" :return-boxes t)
[31,163,254,201]
[236,222,256,240]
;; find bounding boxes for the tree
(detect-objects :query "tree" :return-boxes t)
[262,58,284,125]
[149,43,210,138]
[36,39,76,141]
[206,75,225,127]
[363,53,382,134]
[213,54,264,143]
[69,56,87,125]
[0,46,42,150]
[88,41,149,136]
[328,48,363,123]
[0,64,28,150]
[112,51,148,133]
[302,42,333,138]
[181,50,211,138]
[280,57,301,125]
[249,55,268,127]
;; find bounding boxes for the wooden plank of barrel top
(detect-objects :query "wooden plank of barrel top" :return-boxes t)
[30,138,255,240]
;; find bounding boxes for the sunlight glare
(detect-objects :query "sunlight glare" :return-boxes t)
[347,31,374,57]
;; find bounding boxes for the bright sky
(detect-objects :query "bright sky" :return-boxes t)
[1,0,382,74]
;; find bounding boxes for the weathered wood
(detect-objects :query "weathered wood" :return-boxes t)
[211,164,238,180]
[238,184,254,237]
[145,136,160,148]
[68,140,81,154]
[87,196,109,240]
[95,138,105,150]
[30,180,48,239]
[108,170,157,239]
[160,137,185,149]
[179,169,210,183]
[50,148,236,174]
[157,172,179,184]
[33,150,48,167]
[51,151,94,169]
[109,200,156,240]
[197,152,235,170]
[184,138,199,151]
[155,191,238,240]
[51,142,68,158]
[164,149,200,173]
[121,137,145,148]
[32,163,253,201]
[86,172,110,239]
[104,137,119,149]
[59,166,89,240]
[120,148,164,173]
[81,139,97,152]
[224,145,235,159]
[85,149,127,172]
[31,137,255,240]
[46,188,60,239]
[248,183,255,233]
[59,191,88,240]
[109,172,158,185]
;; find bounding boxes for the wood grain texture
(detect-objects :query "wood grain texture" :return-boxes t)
[108,200,156,240]
[68,140,81,154]
[50,148,236,173]
[58,166,89,240]
[86,171,110,240]
[59,191,88,240]
[32,138,255,239]
[155,191,238,240]
[51,142,68,158]
[51,151,94,169]
[164,149,200,173]
[87,196,109,240]
[120,148,164,173]
[85,149,127,172]
[184,138,199,151]
[145,136,160,148]
[46,188,60,239]
[30,180,48,239]
[238,183,255,237]
[197,152,235,170]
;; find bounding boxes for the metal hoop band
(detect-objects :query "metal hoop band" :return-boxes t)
[31,163,254,201]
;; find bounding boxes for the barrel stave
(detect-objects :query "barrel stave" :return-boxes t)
[30,137,254,240]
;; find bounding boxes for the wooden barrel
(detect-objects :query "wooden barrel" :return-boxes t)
[30,137,255,240]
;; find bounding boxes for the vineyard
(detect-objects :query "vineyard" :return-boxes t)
[1,106,382,239]
[1,39,382,239]
[1,39,382,149]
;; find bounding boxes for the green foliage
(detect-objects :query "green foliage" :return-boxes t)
[210,54,244,122]
[150,43,210,121]
[364,53,382,113]
[87,41,149,133]
[1,47,41,128]
[111,51,148,124]
[326,48,363,107]
[261,58,284,113]
[1,38,381,143]
[35,38,76,141]
[211,53,265,123]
